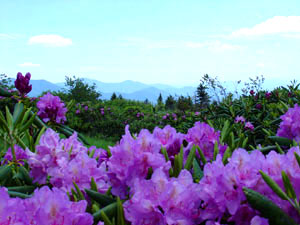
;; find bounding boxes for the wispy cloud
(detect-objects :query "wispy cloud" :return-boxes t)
[185,41,241,52]
[281,34,300,39]
[120,37,177,49]
[0,33,16,39]
[19,62,40,67]
[231,16,300,37]
[28,35,72,47]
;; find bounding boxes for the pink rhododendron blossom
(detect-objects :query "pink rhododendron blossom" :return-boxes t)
[0,186,93,225]
[185,122,227,161]
[3,145,28,165]
[124,168,202,225]
[26,128,109,193]
[107,125,171,198]
[245,122,254,131]
[235,116,246,124]
[277,104,300,141]
[37,92,68,124]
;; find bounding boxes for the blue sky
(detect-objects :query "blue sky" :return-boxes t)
[1,0,300,87]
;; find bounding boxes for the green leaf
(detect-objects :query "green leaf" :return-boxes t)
[34,126,46,147]
[0,111,9,133]
[243,188,297,225]
[242,137,248,148]
[275,143,285,154]
[7,191,31,199]
[7,186,36,194]
[12,133,27,150]
[20,112,37,133]
[222,146,232,165]
[220,120,230,143]
[90,177,98,192]
[196,146,207,165]
[281,171,297,200]
[73,181,85,200]
[184,145,196,170]
[213,141,219,161]
[160,147,170,162]
[192,159,203,182]
[71,188,78,202]
[12,102,25,128]
[116,197,125,225]
[93,202,117,223]
[0,86,13,97]
[260,170,289,200]
[268,136,293,146]
[100,211,113,225]
[18,166,33,185]
[85,189,115,207]
[0,165,11,182]
[5,106,13,130]
[294,152,300,168]
[21,108,32,125]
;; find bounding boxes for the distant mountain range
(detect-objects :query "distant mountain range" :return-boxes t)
[8,77,293,103]
[26,78,197,103]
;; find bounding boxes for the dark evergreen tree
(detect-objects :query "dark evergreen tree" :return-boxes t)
[118,94,123,100]
[165,95,176,110]
[157,93,163,105]
[111,92,117,100]
[177,95,193,112]
[195,83,210,109]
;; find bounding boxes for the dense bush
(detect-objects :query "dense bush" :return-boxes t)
[1,72,300,224]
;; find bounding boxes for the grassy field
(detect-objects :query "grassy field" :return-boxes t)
[83,135,117,150]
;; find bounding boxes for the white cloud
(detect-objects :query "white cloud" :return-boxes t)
[231,16,300,37]
[28,35,72,47]
[185,41,241,52]
[282,34,300,39]
[0,34,15,39]
[19,62,40,67]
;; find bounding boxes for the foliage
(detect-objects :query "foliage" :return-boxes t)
[64,75,101,103]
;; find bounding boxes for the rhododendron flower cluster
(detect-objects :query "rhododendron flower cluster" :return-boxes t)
[0,186,93,224]
[2,145,28,165]
[185,122,227,161]
[124,168,202,225]
[107,125,171,198]
[235,116,254,131]
[198,147,300,224]
[277,103,300,141]
[244,122,254,131]
[37,92,68,124]
[153,125,184,160]
[26,129,109,193]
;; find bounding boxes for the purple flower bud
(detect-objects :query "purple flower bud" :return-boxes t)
[14,72,32,96]
[244,122,254,131]
[265,92,272,99]
[255,103,262,109]
[250,90,255,96]
[235,116,246,124]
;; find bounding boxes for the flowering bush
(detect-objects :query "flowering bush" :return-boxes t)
[277,103,300,141]
[0,186,94,224]
[37,92,68,124]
